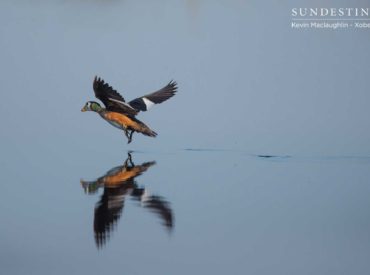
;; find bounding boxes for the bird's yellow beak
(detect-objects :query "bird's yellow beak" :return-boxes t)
[81,105,87,112]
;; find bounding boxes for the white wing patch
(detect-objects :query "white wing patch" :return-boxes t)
[143,97,155,110]
[108,97,136,110]
[140,189,150,206]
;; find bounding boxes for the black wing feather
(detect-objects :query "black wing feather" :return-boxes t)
[128,80,178,112]
[143,195,173,230]
[93,76,138,116]
[94,188,125,249]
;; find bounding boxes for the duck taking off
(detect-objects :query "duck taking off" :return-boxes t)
[81,76,178,143]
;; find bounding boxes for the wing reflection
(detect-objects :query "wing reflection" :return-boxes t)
[81,153,174,249]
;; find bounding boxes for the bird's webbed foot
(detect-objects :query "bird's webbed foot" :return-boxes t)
[124,129,134,144]
[127,152,134,166]
[124,152,134,167]
[124,129,131,143]
[128,130,134,144]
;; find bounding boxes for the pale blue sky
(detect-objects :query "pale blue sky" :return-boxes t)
[0,0,369,156]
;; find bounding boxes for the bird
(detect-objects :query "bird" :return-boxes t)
[81,153,174,248]
[81,76,178,143]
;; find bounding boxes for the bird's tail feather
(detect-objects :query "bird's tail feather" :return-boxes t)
[135,121,157,137]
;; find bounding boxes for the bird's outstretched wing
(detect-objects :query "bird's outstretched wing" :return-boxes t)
[93,76,138,116]
[128,81,177,112]
[94,187,126,249]
[143,195,173,231]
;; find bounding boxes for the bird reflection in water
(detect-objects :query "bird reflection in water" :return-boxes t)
[81,153,173,249]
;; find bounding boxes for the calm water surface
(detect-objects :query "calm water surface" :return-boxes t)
[1,149,370,274]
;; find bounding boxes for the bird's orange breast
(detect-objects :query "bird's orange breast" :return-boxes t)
[103,112,138,129]
[103,167,145,186]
